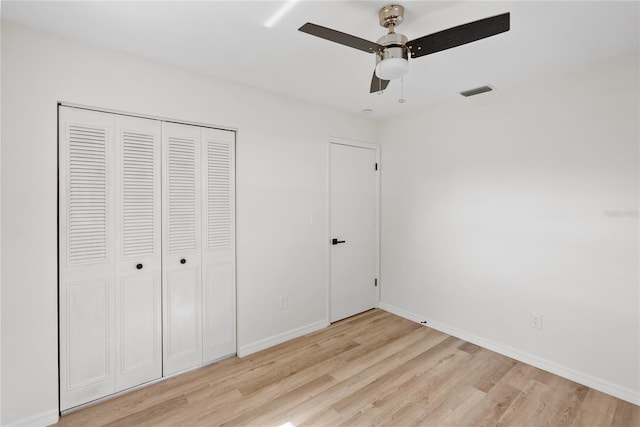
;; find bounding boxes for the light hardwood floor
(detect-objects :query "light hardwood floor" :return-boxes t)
[55,309,639,426]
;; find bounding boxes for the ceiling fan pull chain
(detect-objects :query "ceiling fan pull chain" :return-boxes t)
[399,77,406,103]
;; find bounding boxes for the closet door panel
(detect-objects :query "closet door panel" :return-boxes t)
[162,122,203,375]
[119,274,157,369]
[66,279,111,390]
[59,107,116,410]
[165,267,200,359]
[114,115,162,391]
[203,262,235,361]
[202,129,236,362]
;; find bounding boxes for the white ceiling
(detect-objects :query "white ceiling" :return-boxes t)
[2,1,639,117]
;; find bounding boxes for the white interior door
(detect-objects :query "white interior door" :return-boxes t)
[330,142,378,322]
[162,122,203,375]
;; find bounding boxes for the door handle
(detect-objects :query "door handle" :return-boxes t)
[332,238,346,245]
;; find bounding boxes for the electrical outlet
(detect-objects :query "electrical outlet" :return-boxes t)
[530,312,542,329]
[279,294,288,310]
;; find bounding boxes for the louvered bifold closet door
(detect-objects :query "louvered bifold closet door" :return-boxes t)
[114,115,162,391]
[202,128,236,363]
[59,107,116,410]
[61,108,236,408]
[60,108,164,410]
[162,122,203,375]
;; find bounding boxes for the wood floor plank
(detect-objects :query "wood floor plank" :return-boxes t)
[570,389,618,427]
[361,348,474,426]
[292,334,458,426]
[469,352,518,393]
[499,361,543,392]
[330,338,465,413]
[457,382,522,427]
[259,326,445,427]
[326,343,469,425]
[54,309,640,427]
[385,349,498,424]
[496,379,552,426]
[539,379,589,427]
[101,395,189,427]
[611,399,640,427]
[283,333,453,425]
[422,385,487,426]
[458,341,483,355]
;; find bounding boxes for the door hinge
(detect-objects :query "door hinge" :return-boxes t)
[374,278,378,287]
[375,163,378,171]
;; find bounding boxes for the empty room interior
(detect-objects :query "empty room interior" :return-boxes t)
[1,1,639,426]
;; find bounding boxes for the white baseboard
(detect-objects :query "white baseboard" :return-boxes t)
[379,302,640,406]
[4,409,59,427]
[238,319,329,357]
[379,302,425,324]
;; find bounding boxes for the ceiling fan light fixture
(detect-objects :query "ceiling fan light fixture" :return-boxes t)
[375,57,409,80]
[374,41,409,80]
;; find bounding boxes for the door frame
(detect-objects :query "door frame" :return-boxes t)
[327,137,381,323]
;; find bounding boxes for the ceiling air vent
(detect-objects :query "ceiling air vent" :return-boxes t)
[460,85,493,97]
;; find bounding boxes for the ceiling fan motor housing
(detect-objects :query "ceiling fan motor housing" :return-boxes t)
[379,4,405,28]
[375,32,409,80]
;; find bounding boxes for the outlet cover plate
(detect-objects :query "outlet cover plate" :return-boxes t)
[530,312,542,329]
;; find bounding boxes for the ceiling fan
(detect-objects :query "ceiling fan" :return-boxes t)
[299,5,510,93]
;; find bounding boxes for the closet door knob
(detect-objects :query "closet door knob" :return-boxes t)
[136,263,143,270]
[180,258,186,264]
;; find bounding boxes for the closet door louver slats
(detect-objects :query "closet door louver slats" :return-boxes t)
[207,142,232,252]
[68,124,108,264]
[167,137,197,254]
[122,131,156,259]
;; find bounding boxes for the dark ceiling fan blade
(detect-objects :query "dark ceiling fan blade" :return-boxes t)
[299,22,383,54]
[370,71,390,93]
[407,12,510,59]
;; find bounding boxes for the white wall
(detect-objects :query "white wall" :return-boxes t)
[0,22,377,426]
[379,54,639,403]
